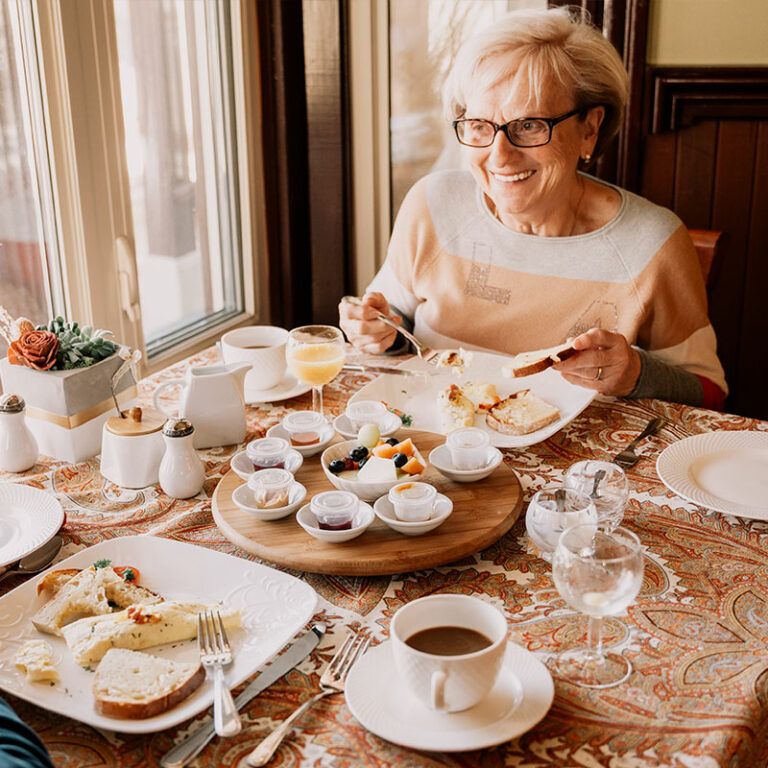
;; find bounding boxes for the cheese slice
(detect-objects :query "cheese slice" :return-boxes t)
[61,600,242,665]
[357,455,397,483]
[15,640,58,683]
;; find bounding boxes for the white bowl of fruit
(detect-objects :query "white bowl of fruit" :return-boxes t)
[321,425,426,502]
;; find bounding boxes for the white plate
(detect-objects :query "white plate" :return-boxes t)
[232,480,307,521]
[349,352,595,448]
[333,412,402,440]
[657,430,768,519]
[244,372,312,404]
[266,422,335,458]
[0,535,316,733]
[230,448,303,481]
[296,501,375,543]
[428,444,504,483]
[373,494,452,536]
[345,640,553,752]
[0,485,65,569]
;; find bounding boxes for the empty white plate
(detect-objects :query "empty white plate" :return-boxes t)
[0,485,64,569]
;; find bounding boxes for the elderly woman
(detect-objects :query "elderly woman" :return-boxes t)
[339,7,726,408]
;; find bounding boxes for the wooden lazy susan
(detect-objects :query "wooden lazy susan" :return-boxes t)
[212,429,522,576]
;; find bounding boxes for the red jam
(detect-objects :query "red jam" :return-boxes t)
[318,520,352,531]
[290,432,320,446]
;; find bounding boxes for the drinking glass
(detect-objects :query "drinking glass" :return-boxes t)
[563,460,629,532]
[286,326,345,415]
[552,524,644,688]
[525,486,597,562]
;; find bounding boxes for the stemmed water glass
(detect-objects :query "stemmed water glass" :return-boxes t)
[286,326,345,416]
[552,524,644,688]
[563,460,629,532]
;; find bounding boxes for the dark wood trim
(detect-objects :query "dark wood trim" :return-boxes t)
[647,67,768,133]
[256,0,312,328]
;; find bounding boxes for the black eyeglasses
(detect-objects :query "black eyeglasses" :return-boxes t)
[453,108,582,148]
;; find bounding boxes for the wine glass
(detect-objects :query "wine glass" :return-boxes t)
[563,460,629,532]
[525,486,597,562]
[286,326,345,416]
[552,524,643,688]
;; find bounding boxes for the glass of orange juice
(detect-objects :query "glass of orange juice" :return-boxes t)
[286,325,345,415]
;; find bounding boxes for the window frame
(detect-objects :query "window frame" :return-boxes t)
[31,0,267,377]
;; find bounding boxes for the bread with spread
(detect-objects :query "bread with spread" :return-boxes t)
[502,341,576,378]
[93,648,205,719]
[486,389,560,435]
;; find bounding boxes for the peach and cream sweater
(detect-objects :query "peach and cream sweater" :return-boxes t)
[368,170,727,407]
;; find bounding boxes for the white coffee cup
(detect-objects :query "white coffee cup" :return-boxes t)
[390,594,508,713]
[220,326,288,391]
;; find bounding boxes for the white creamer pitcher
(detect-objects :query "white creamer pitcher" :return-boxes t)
[152,362,250,449]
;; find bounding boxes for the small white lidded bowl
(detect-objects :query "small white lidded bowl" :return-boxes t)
[296,492,374,543]
[446,427,490,470]
[374,493,453,536]
[345,400,388,431]
[428,443,503,483]
[282,411,328,448]
[267,417,334,459]
[232,471,306,521]
[388,481,437,522]
[231,438,303,481]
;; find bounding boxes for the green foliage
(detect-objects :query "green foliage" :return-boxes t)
[36,316,119,370]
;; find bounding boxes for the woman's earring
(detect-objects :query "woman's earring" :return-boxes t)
[583,153,592,162]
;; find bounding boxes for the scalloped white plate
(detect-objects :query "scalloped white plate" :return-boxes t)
[345,640,553,751]
[349,352,595,448]
[0,485,64,569]
[0,535,316,733]
[656,430,768,519]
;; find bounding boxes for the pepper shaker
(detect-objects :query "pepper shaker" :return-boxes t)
[158,418,205,499]
[0,394,38,473]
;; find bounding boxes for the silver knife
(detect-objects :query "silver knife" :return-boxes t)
[160,622,326,768]
[342,363,433,377]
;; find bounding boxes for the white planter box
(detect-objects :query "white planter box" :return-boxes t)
[0,354,137,464]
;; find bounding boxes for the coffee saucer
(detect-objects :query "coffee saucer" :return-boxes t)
[345,640,553,752]
[244,372,312,405]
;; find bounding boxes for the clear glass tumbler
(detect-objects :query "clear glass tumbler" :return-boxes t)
[563,460,629,532]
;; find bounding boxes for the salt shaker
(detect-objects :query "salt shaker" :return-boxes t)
[158,418,205,499]
[0,394,38,473]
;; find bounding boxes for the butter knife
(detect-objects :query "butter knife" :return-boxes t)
[161,622,326,768]
[342,363,432,377]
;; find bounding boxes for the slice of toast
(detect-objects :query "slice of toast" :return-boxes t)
[436,384,475,433]
[31,566,161,636]
[502,342,576,378]
[486,390,560,435]
[93,648,205,719]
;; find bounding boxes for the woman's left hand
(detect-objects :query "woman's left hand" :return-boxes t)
[553,328,641,396]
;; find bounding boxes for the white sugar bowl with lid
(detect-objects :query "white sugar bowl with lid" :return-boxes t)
[0,394,38,473]
[100,407,165,489]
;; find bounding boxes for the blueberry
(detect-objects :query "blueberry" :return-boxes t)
[386,437,399,446]
[350,446,369,461]
[392,452,407,468]
[357,456,368,469]
[329,459,346,474]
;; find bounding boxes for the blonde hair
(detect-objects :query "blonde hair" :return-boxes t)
[443,6,628,159]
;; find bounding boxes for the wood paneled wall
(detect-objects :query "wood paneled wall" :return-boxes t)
[640,68,768,419]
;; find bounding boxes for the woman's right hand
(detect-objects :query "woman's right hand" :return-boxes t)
[338,292,402,354]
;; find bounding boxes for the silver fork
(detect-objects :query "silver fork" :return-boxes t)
[246,631,371,767]
[612,417,667,468]
[341,295,439,362]
[198,609,242,738]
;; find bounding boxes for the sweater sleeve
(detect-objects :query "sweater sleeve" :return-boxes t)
[0,698,55,768]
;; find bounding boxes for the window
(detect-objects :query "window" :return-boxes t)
[0,0,263,374]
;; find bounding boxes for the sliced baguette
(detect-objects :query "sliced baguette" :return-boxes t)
[36,569,80,597]
[486,390,560,436]
[502,342,576,378]
[93,648,205,719]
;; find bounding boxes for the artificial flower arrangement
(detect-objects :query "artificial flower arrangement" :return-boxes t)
[0,308,118,371]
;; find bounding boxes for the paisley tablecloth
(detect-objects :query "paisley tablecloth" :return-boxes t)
[2,347,768,768]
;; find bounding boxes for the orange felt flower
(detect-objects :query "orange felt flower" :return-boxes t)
[8,330,60,370]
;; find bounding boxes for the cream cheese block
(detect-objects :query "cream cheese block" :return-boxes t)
[437,384,475,433]
[14,639,58,683]
[357,455,397,482]
[93,648,205,719]
[61,600,242,665]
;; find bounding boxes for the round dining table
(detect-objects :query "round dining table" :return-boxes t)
[1,345,767,768]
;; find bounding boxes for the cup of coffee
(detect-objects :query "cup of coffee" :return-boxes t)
[220,326,288,391]
[390,594,507,712]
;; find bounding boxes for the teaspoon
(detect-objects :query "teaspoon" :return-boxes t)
[0,535,63,584]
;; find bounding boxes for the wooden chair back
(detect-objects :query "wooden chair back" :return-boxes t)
[688,229,726,290]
